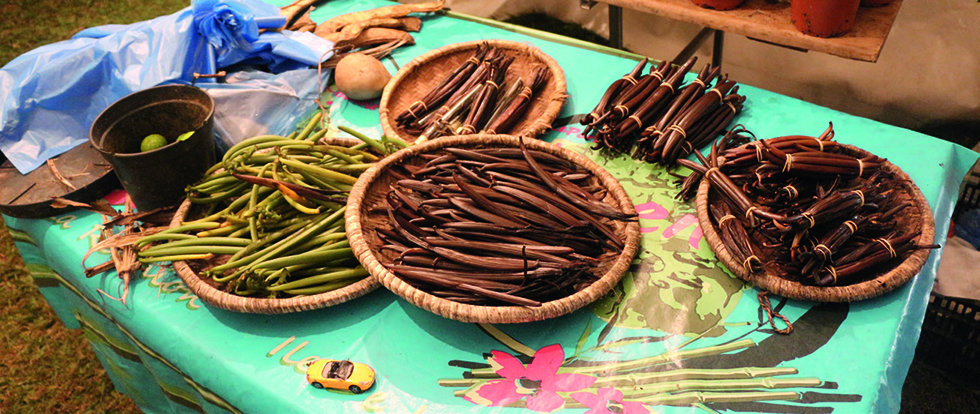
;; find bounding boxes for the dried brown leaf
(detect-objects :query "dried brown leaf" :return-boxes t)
[49,197,119,216]
[280,0,325,29]
[286,6,316,31]
[80,226,168,267]
[46,159,77,190]
[102,205,176,228]
[323,38,410,69]
[84,260,116,277]
[318,17,417,43]
[314,0,443,35]
[341,27,415,49]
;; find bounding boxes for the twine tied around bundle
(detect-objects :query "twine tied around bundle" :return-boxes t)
[758,291,793,335]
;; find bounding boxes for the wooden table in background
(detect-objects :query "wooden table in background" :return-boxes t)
[591,0,903,63]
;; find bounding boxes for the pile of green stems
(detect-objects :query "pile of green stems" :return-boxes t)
[136,114,402,297]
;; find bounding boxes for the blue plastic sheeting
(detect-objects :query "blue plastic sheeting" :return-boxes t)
[0,0,332,175]
[191,68,330,149]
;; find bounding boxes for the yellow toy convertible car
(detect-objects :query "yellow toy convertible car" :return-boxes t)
[305,359,375,394]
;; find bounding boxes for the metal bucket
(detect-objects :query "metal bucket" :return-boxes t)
[90,84,215,211]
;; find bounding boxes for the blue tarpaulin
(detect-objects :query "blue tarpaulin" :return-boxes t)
[0,0,332,175]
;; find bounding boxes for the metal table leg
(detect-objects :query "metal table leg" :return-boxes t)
[674,27,714,63]
[609,5,623,49]
[674,28,726,67]
[587,1,724,66]
[713,30,725,67]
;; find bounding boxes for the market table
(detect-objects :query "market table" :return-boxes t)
[6,0,978,413]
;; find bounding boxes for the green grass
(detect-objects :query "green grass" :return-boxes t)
[0,0,188,66]
[1,1,185,412]
[0,219,142,413]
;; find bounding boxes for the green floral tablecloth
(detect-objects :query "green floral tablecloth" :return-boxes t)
[7,1,978,413]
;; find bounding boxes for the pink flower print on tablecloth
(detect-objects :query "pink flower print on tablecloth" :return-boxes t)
[464,344,597,412]
[571,388,649,414]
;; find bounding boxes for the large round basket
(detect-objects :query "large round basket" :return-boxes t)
[169,137,381,314]
[378,39,567,144]
[346,134,640,323]
[696,143,935,302]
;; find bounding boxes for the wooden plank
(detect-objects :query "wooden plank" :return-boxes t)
[599,0,903,62]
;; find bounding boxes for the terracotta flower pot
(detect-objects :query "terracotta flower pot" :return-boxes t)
[691,0,746,11]
[791,0,861,38]
[860,0,894,7]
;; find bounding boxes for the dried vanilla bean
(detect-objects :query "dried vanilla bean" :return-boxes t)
[397,44,552,140]
[484,65,549,134]
[681,123,936,286]
[583,59,744,167]
[581,58,648,127]
[375,139,634,306]
[610,57,698,147]
[395,44,488,126]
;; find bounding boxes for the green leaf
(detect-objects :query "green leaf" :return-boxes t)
[177,131,195,141]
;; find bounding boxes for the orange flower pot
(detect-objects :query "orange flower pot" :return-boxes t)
[860,0,894,7]
[691,0,746,11]
[791,0,861,38]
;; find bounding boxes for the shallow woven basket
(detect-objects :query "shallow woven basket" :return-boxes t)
[379,39,567,144]
[169,137,381,314]
[346,134,641,323]
[696,144,935,302]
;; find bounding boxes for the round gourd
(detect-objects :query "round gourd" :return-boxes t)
[335,53,392,101]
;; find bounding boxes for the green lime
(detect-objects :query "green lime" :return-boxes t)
[177,131,195,142]
[140,134,168,152]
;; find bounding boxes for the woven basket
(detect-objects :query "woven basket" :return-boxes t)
[345,134,641,323]
[169,137,381,314]
[696,144,935,302]
[378,40,567,144]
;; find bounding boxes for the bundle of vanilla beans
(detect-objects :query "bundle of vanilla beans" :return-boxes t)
[582,57,745,166]
[676,124,937,287]
[375,139,635,306]
[395,43,550,142]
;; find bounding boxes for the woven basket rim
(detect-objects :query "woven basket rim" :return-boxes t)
[345,134,641,323]
[696,143,935,302]
[168,136,381,314]
[169,199,381,314]
[378,39,567,144]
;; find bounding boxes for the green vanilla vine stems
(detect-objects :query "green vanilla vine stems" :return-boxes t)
[136,113,406,298]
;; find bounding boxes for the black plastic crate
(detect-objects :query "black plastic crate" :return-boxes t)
[918,293,980,377]
[952,171,980,222]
